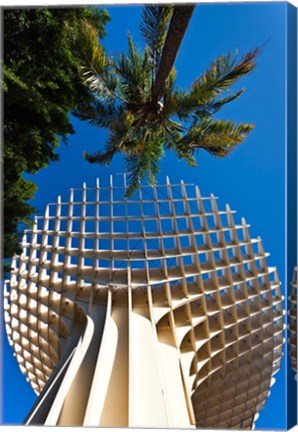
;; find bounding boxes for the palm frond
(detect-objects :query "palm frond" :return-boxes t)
[108,113,150,156]
[194,49,258,98]
[73,101,123,128]
[175,88,244,120]
[84,112,140,166]
[208,89,245,114]
[140,6,173,75]
[76,20,123,102]
[176,49,258,120]
[84,147,117,165]
[80,65,118,102]
[114,34,152,103]
[178,118,254,157]
[162,120,197,167]
[125,132,164,197]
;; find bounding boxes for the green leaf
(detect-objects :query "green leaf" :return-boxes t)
[125,132,164,197]
[74,100,122,128]
[178,118,255,157]
[140,6,173,76]
[176,49,258,120]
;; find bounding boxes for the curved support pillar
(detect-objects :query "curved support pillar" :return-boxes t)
[25,291,193,428]
[84,291,129,426]
[25,320,85,425]
[46,304,107,426]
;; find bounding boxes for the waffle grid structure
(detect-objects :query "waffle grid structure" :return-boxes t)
[289,267,297,378]
[4,176,284,429]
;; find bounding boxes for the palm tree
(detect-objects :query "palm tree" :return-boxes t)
[75,5,258,197]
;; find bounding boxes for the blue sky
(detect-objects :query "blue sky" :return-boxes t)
[2,2,294,429]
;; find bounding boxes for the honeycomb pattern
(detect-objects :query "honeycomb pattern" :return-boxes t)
[4,176,284,428]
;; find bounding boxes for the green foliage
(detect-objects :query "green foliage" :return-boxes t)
[178,119,255,158]
[3,7,109,266]
[78,5,258,197]
[176,50,258,119]
[3,176,37,274]
[75,19,117,102]
[140,6,173,75]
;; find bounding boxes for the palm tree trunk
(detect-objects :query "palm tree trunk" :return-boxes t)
[152,5,195,104]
